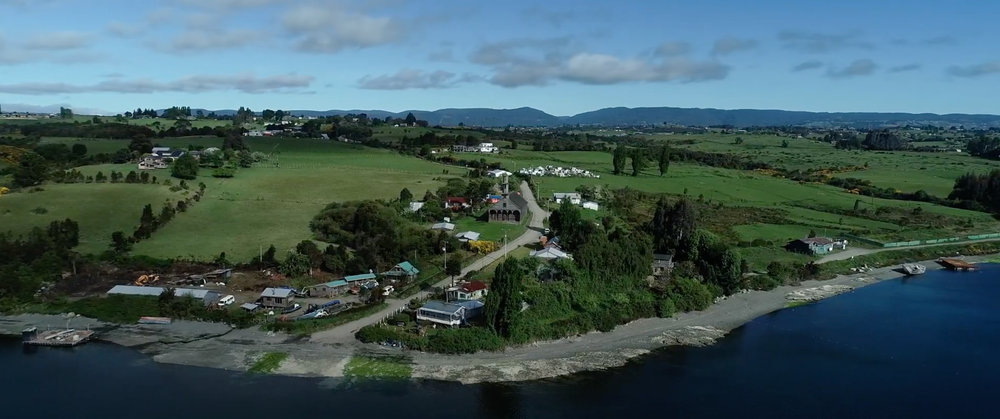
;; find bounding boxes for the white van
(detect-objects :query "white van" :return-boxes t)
[217,295,236,306]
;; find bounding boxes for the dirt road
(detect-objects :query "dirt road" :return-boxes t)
[310,181,548,343]
[817,237,1000,263]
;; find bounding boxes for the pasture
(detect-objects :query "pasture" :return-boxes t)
[642,133,998,197]
[476,146,1000,249]
[129,139,458,261]
[0,183,182,255]
[371,126,484,143]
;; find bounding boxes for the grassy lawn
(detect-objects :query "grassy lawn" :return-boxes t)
[450,211,528,243]
[343,356,412,379]
[470,245,533,281]
[0,183,182,255]
[248,352,288,374]
[126,140,457,260]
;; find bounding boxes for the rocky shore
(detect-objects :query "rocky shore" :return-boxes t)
[0,256,981,384]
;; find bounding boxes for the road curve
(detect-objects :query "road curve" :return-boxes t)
[310,181,548,343]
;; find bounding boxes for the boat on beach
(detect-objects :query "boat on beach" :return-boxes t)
[902,263,926,275]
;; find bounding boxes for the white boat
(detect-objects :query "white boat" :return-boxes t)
[902,263,926,275]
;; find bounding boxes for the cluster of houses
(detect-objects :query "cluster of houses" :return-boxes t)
[301,262,421,300]
[452,142,499,153]
[137,147,215,170]
[552,192,599,211]
[518,165,600,178]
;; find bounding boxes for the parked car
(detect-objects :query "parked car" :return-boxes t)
[217,295,236,306]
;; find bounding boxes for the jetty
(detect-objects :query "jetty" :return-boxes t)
[938,258,978,271]
[22,326,95,347]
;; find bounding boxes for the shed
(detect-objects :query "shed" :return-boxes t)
[259,287,295,309]
[240,303,260,312]
[382,261,420,282]
[454,231,481,243]
[305,279,349,298]
[553,193,582,205]
[786,237,835,255]
[431,222,456,231]
[204,268,233,281]
[652,253,674,280]
[582,201,600,211]
[344,273,378,283]
[106,285,220,306]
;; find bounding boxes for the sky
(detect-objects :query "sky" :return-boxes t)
[1,0,998,116]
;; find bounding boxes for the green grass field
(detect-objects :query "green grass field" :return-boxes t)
[639,133,999,197]
[0,183,183,254]
[449,210,529,243]
[343,356,412,379]
[129,140,458,260]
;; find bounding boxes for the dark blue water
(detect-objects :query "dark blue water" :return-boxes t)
[3,266,999,419]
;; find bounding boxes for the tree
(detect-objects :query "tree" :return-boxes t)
[658,147,670,176]
[404,112,418,125]
[71,143,87,157]
[125,171,139,183]
[612,147,627,175]
[59,107,73,119]
[95,171,107,183]
[279,252,311,277]
[781,139,789,148]
[808,229,817,238]
[110,231,131,254]
[171,154,199,179]
[12,151,49,187]
[140,203,156,226]
[238,151,254,168]
[399,188,413,202]
[261,244,278,267]
[446,258,463,280]
[483,258,526,339]
[510,139,518,150]
[734,137,744,145]
[128,137,153,154]
[630,149,646,177]
[222,130,249,152]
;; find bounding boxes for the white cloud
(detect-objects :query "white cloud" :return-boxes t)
[779,30,872,53]
[653,41,692,57]
[711,37,758,55]
[357,69,481,90]
[469,38,728,87]
[157,29,266,53]
[24,31,93,50]
[947,61,1000,78]
[826,59,877,78]
[0,73,315,95]
[280,4,404,53]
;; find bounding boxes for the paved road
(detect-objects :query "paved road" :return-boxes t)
[311,181,548,343]
[817,237,1000,264]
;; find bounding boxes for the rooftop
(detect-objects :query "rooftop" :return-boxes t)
[392,261,420,275]
[420,300,465,315]
[344,273,377,282]
[261,287,295,298]
[800,237,835,245]
[461,281,489,292]
[107,285,218,299]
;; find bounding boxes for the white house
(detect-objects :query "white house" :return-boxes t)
[553,193,582,205]
[582,201,600,211]
[446,281,489,301]
[530,247,572,260]
[486,169,513,178]
[478,142,499,153]
[417,301,467,327]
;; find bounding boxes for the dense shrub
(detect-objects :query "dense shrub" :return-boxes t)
[664,277,714,312]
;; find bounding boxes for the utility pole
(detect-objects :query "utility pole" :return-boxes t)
[503,229,509,260]
[443,246,451,287]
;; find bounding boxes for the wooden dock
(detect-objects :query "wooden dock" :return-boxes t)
[22,327,95,347]
[938,258,978,271]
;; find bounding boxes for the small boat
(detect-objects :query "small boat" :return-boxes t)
[902,263,926,275]
[281,303,301,314]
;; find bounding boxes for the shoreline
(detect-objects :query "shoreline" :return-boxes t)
[0,256,988,384]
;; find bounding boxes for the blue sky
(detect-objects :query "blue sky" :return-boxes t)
[1,0,998,116]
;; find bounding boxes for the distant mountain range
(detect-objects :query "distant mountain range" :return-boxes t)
[6,102,999,128]
[194,106,1000,128]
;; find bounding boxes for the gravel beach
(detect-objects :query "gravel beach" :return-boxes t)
[1,256,981,384]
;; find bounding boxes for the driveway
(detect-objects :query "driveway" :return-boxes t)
[310,181,547,343]
[817,237,1000,264]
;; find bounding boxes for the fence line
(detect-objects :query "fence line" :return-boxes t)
[841,232,1000,249]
